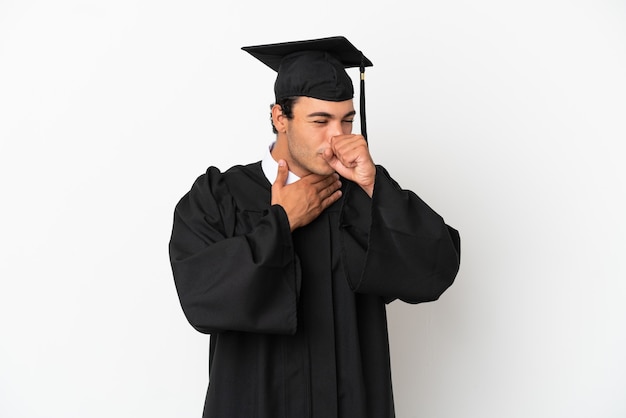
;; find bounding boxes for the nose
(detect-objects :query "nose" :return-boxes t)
[328,120,344,139]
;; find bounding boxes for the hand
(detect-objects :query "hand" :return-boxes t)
[322,134,376,197]
[271,160,342,231]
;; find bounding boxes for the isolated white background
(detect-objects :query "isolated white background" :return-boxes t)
[1,1,624,417]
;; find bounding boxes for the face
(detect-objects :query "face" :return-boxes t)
[282,97,356,177]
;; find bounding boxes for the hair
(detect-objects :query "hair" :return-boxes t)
[270,97,299,134]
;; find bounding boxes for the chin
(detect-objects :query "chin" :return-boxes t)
[314,157,335,175]
[314,164,335,176]
[299,157,334,177]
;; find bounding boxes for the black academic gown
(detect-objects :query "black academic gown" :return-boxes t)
[169,162,460,418]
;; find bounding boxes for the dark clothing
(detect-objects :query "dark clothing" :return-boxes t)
[169,161,460,418]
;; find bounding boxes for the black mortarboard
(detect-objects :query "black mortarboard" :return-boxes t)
[242,36,373,140]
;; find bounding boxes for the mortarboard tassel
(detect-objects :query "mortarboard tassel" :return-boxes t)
[359,55,367,142]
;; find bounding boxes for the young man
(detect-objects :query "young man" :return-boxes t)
[169,36,461,418]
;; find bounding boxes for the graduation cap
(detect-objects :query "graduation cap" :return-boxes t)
[242,36,373,141]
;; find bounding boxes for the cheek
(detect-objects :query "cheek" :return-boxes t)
[288,131,315,157]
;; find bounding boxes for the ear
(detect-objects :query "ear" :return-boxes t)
[271,104,287,133]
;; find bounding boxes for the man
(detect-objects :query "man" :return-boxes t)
[169,36,460,418]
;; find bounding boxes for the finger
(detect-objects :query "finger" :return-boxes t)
[333,140,369,168]
[330,134,363,153]
[321,147,336,163]
[322,188,342,208]
[321,150,343,172]
[332,137,362,156]
[314,173,340,190]
[327,147,357,170]
[304,172,338,186]
[273,159,289,187]
[324,178,342,197]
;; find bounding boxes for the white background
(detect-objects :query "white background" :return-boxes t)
[1,1,625,417]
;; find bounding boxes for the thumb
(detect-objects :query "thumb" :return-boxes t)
[273,159,289,187]
[322,149,346,176]
[321,148,338,168]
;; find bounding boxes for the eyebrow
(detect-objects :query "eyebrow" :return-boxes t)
[306,110,357,118]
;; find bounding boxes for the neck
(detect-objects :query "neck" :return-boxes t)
[270,135,308,177]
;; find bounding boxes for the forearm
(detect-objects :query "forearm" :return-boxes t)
[340,166,461,302]
[170,205,301,335]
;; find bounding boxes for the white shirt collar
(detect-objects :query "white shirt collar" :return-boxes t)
[261,142,301,185]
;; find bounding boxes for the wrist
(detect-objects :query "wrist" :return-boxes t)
[362,183,374,198]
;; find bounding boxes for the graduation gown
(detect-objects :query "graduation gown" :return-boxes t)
[169,161,460,418]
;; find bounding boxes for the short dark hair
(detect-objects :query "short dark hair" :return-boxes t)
[270,97,299,134]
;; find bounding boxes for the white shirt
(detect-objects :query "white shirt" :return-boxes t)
[261,142,301,185]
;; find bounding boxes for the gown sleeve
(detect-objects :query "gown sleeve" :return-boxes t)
[339,165,461,304]
[169,167,300,335]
